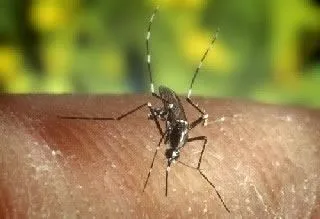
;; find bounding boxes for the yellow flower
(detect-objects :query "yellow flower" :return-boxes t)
[30,3,65,31]
[29,0,79,32]
[0,46,21,84]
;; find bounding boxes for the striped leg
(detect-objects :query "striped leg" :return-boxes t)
[187,28,220,98]
[147,102,164,136]
[186,28,220,127]
[188,104,208,129]
[187,136,230,213]
[165,159,172,196]
[146,6,160,95]
[58,102,148,121]
[143,128,167,192]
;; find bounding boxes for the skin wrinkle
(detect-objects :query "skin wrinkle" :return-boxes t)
[284,157,317,217]
[28,135,74,217]
[2,116,73,217]
[0,95,319,217]
[41,120,123,216]
[254,142,282,209]
[107,137,141,195]
[40,119,88,162]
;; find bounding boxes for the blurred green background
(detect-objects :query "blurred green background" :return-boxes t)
[0,0,319,107]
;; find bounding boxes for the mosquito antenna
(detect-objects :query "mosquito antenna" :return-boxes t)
[187,28,220,98]
[146,6,160,94]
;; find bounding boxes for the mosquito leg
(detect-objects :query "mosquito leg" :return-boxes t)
[186,98,208,127]
[58,102,149,121]
[58,116,114,120]
[59,98,165,129]
[187,136,230,213]
[186,97,206,114]
[146,6,159,94]
[143,129,167,192]
[185,29,220,127]
[177,160,197,170]
[188,113,208,130]
[187,28,219,98]
[58,96,166,136]
[112,103,149,120]
[147,102,165,136]
[198,170,230,213]
[165,160,172,196]
[187,136,208,169]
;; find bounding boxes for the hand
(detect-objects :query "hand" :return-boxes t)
[0,95,319,217]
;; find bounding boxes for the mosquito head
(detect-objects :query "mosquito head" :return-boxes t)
[165,148,180,161]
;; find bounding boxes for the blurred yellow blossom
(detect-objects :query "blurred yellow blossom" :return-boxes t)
[0,46,21,84]
[30,3,65,32]
[29,0,79,32]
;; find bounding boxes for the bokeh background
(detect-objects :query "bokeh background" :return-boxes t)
[0,0,319,107]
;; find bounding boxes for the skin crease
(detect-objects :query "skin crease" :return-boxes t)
[0,94,319,218]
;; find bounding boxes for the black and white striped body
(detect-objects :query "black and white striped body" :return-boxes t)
[158,86,188,161]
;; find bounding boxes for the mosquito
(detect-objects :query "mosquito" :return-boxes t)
[59,6,230,213]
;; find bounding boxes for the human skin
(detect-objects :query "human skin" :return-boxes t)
[0,94,319,218]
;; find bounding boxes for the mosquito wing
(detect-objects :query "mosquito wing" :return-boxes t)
[159,85,187,121]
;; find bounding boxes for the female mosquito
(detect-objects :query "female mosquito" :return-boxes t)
[60,6,230,213]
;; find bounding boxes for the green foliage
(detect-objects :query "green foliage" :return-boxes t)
[0,0,319,107]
